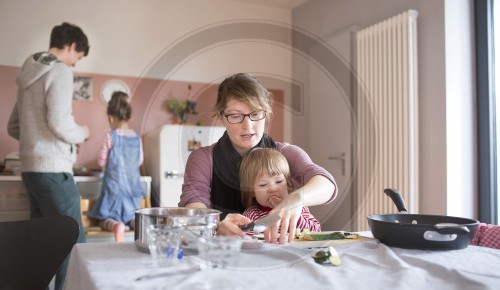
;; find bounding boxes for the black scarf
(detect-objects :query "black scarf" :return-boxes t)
[211,132,276,219]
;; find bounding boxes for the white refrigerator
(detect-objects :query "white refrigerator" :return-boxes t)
[143,125,226,207]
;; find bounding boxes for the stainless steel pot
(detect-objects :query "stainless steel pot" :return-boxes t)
[134,207,221,253]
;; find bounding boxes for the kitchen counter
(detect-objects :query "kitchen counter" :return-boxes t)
[0,174,152,182]
[0,175,151,222]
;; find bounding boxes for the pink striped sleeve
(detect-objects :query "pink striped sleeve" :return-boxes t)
[296,207,322,232]
[139,138,144,165]
[97,132,112,167]
[242,205,268,221]
[242,206,268,236]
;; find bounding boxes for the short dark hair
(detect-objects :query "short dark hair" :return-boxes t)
[49,22,90,56]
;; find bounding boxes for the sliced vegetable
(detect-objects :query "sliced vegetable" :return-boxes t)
[270,229,360,241]
[311,246,342,266]
[328,256,342,266]
[311,250,328,259]
[308,232,345,241]
[344,232,359,239]
[295,228,312,240]
[328,246,339,257]
[295,228,302,239]
[311,250,329,264]
[302,234,313,241]
[297,230,360,241]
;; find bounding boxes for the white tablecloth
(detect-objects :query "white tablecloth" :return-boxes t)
[64,238,500,290]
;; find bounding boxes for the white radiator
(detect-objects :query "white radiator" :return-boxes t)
[355,10,419,231]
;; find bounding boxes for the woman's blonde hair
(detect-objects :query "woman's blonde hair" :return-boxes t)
[239,148,294,207]
[214,73,273,129]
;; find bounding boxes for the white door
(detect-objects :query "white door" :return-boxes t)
[308,28,356,231]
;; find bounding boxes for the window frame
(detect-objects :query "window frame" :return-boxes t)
[475,0,498,224]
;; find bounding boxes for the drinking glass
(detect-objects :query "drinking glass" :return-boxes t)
[169,215,218,255]
[195,236,243,289]
[147,224,184,267]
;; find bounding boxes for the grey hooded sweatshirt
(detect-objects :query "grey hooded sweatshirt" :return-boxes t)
[7,52,87,173]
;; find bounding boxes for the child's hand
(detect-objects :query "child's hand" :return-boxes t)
[268,195,283,208]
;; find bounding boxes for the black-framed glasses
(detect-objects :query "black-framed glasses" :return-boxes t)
[222,111,266,124]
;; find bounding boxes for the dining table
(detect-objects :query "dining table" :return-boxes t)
[63,232,500,290]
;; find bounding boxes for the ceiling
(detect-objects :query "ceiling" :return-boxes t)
[227,0,309,10]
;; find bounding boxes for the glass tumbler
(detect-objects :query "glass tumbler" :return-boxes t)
[147,224,184,267]
[194,236,243,289]
[197,236,243,269]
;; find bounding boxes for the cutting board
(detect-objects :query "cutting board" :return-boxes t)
[288,235,373,249]
[251,231,374,249]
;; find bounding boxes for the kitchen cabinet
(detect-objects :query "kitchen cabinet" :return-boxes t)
[0,175,151,222]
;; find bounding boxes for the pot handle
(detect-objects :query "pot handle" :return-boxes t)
[433,223,470,235]
[384,188,408,213]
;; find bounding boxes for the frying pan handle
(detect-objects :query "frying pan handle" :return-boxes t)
[384,188,408,213]
[433,223,470,235]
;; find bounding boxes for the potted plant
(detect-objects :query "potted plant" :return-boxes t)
[166,98,197,124]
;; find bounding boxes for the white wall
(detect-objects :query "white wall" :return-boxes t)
[0,0,294,140]
[0,0,291,79]
[292,0,477,218]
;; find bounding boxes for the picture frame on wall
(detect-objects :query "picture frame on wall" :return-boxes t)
[73,76,93,101]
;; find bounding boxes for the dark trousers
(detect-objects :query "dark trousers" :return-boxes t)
[22,172,86,290]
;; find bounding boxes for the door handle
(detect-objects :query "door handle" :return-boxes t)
[328,153,346,176]
[165,171,184,178]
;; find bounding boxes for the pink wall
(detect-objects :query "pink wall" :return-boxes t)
[0,66,19,161]
[0,65,283,170]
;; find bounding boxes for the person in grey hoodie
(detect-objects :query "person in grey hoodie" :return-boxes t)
[7,22,90,290]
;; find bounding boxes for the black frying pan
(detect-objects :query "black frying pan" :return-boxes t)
[367,188,479,250]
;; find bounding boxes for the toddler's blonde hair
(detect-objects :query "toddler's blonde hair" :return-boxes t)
[239,148,294,207]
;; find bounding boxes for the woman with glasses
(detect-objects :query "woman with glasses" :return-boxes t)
[179,73,337,244]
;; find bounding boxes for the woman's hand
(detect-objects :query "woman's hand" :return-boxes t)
[264,192,303,244]
[216,213,251,238]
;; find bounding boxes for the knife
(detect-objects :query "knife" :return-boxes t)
[240,214,281,233]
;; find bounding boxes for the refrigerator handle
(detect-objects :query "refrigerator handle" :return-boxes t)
[165,171,184,178]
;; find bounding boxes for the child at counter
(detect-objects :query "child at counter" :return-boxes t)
[89,91,145,242]
[239,148,321,237]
